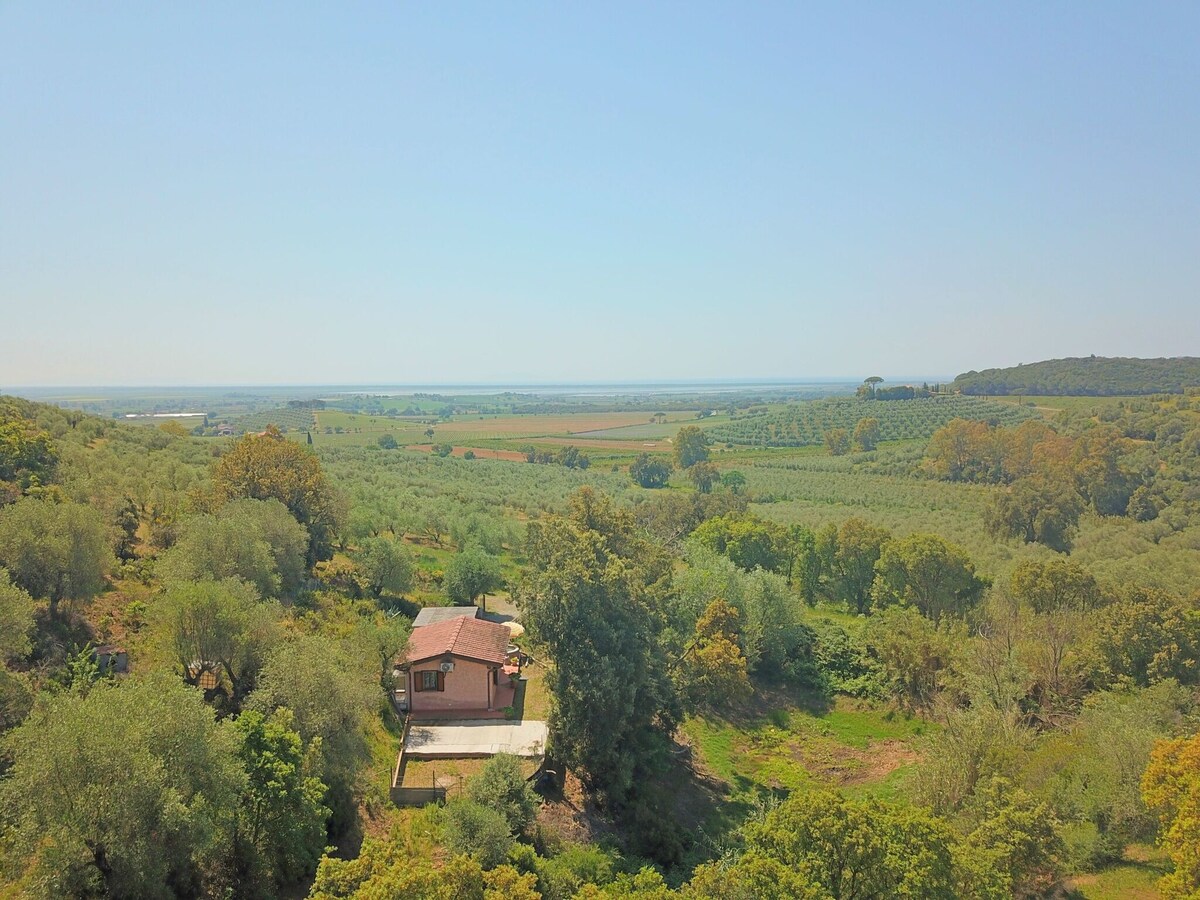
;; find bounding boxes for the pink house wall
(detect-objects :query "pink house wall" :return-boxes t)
[409,657,495,713]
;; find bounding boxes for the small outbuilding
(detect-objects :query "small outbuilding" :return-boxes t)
[411,605,481,629]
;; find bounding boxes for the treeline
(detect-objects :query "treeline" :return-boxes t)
[706,396,1039,448]
[521,444,591,469]
[954,355,1200,396]
[924,393,1200,550]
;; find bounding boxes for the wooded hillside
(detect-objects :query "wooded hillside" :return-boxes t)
[954,356,1200,396]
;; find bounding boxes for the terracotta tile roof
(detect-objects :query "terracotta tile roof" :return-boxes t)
[406,616,509,666]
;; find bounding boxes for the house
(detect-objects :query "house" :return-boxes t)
[400,616,520,719]
[411,605,481,628]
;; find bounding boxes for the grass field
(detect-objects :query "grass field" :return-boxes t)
[1065,844,1167,899]
[678,691,931,841]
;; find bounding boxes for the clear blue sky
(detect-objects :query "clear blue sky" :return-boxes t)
[2,2,1197,386]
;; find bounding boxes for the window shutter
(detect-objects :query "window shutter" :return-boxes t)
[437,671,446,692]
[413,673,423,692]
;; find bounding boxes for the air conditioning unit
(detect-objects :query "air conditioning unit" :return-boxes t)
[439,661,455,673]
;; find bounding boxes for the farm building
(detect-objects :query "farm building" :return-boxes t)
[400,616,520,719]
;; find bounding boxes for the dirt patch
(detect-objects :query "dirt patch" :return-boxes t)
[791,738,919,788]
[536,771,618,846]
[844,739,920,785]
[405,444,527,461]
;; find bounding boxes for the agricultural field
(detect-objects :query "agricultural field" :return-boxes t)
[707,396,1042,447]
[571,414,734,441]
[228,406,316,433]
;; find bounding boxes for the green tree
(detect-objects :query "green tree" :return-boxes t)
[445,545,503,611]
[984,475,1083,552]
[0,403,58,493]
[377,433,398,450]
[688,461,720,494]
[825,517,891,615]
[690,513,788,574]
[212,427,345,564]
[673,425,710,469]
[465,753,539,835]
[520,488,678,806]
[1008,558,1103,614]
[720,469,747,495]
[866,605,964,709]
[853,416,881,451]
[0,674,243,897]
[232,708,329,889]
[0,497,112,617]
[824,427,851,456]
[1142,730,1200,900]
[1086,587,1200,687]
[158,502,305,600]
[872,533,986,622]
[355,535,415,598]
[678,599,751,711]
[731,790,958,899]
[630,453,672,488]
[155,578,281,708]
[959,777,1064,899]
[248,634,379,832]
[441,799,514,869]
[0,567,36,663]
[309,841,534,899]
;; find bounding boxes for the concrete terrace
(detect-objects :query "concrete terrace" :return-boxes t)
[404,720,549,759]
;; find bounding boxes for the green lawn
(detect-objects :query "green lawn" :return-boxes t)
[683,693,930,810]
[1066,844,1168,899]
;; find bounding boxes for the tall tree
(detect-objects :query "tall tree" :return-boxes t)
[673,426,711,469]
[688,461,720,494]
[248,634,379,832]
[630,453,672,488]
[212,427,344,564]
[824,427,851,456]
[984,474,1083,552]
[520,488,678,806]
[825,517,891,615]
[711,790,959,899]
[231,709,329,889]
[872,533,987,622]
[853,416,881,451]
[1008,558,1102,614]
[160,512,273,595]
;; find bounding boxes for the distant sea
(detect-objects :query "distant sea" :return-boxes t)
[13,378,949,399]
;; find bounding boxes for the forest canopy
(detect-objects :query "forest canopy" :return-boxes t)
[954,356,1200,396]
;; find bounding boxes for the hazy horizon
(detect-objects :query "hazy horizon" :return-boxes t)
[3,3,1198,385]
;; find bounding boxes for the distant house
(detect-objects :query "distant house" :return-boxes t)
[411,606,481,628]
[400,617,519,718]
[216,423,234,437]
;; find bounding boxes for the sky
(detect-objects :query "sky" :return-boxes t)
[2,2,1198,386]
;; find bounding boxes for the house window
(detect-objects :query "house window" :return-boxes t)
[420,670,443,692]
